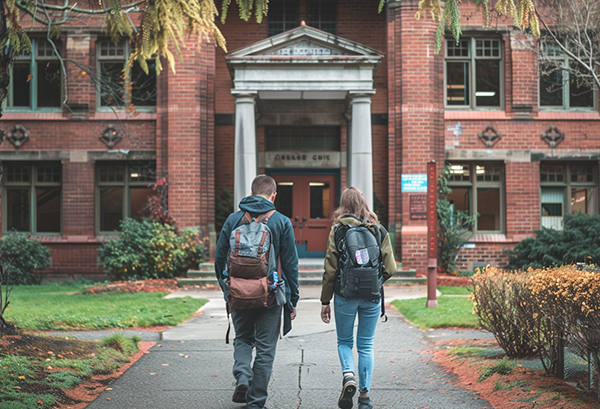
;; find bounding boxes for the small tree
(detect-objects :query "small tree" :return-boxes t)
[437,165,477,273]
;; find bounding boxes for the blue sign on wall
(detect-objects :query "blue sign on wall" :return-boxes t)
[401,174,428,192]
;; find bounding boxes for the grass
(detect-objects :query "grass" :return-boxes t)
[4,284,208,330]
[0,334,141,409]
[437,285,472,295]
[479,357,516,382]
[391,295,479,329]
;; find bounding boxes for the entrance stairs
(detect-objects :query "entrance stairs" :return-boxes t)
[177,259,425,287]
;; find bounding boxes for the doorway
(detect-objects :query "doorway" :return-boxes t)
[272,174,337,257]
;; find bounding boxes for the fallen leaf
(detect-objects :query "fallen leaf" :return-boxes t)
[47,351,54,355]
[18,376,25,379]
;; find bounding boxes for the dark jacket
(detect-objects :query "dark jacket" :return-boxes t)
[321,215,396,304]
[215,195,300,334]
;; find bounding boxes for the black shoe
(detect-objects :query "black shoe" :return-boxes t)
[232,383,249,403]
[338,376,357,409]
[358,396,373,409]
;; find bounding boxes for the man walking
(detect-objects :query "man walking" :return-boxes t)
[215,174,299,409]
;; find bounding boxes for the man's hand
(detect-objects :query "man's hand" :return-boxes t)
[321,305,331,324]
[290,307,297,320]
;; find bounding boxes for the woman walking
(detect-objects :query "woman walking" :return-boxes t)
[320,187,397,409]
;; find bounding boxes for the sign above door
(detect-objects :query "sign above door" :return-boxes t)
[265,151,341,168]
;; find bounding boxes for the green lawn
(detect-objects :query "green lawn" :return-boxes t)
[4,284,208,330]
[391,294,480,329]
[437,285,472,295]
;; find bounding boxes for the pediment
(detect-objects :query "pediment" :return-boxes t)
[227,25,383,59]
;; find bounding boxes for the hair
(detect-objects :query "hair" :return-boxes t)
[332,187,378,224]
[251,174,277,197]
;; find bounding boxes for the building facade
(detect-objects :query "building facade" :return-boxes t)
[1,0,599,279]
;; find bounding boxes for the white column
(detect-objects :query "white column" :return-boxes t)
[233,91,258,208]
[348,90,376,210]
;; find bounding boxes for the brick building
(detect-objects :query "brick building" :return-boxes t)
[1,0,599,279]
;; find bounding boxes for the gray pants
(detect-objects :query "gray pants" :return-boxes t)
[231,303,282,409]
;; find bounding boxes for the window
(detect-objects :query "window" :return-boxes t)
[96,162,156,232]
[445,38,503,109]
[2,162,62,233]
[447,163,504,233]
[9,39,62,110]
[267,0,299,36]
[539,43,595,110]
[97,40,157,109]
[306,0,337,34]
[266,127,340,151]
[540,163,597,230]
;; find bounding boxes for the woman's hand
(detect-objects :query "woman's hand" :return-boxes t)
[321,304,331,324]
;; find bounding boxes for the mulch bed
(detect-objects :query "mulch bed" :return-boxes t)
[432,338,600,409]
[81,279,180,295]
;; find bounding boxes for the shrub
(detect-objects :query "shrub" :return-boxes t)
[471,264,600,376]
[98,218,205,280]
[0,232,50,285]
[470,267,539,358]
[526,265,600,375]
[508,212,600,269]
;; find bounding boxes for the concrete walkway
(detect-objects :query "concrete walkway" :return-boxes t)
[75,285,494,409]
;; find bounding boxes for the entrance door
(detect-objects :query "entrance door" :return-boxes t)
[272,174,337,257]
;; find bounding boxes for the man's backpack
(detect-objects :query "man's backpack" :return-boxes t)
[226,210,277,309]
[335,219,383,300]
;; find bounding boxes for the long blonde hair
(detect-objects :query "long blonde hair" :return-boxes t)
[332,187,379,224]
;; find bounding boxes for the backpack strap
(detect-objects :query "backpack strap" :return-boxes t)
[255,209,276,224]
[241,212,253,224]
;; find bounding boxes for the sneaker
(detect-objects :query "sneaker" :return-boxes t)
[338,376,357,409]
[358,397,373,409]
[232,383,249,403]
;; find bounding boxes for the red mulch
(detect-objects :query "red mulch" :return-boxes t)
[432,339,599,409]
[57,341,155,409]
[82,279,180,295]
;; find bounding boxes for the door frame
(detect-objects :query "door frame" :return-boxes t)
[267,168,341,258]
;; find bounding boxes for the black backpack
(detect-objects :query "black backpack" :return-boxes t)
[334,219,383,300]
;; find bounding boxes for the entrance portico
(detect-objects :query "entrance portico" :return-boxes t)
[226,25,383,214]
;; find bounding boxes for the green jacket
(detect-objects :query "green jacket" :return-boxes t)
[321,216,397,304]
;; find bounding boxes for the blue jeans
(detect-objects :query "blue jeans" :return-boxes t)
[231,304,282,409]
[334,295,381,393]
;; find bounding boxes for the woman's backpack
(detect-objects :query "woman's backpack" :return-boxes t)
[334,220,383,300]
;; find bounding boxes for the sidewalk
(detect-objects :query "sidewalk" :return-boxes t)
[81,285,494,409]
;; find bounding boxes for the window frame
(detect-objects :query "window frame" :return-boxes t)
[95,161,156,234]
[538,43,597,111]
[447,162,506,234]
[1,162,62,235]
[306,0,337,35]
[7,38,63,112]
[444,37,504,110]
[266,0,300,37]
[95,39,157,112]
[540,162,597,216]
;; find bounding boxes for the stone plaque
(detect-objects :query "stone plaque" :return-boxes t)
[265,151,341,168]
[410,194,427,220]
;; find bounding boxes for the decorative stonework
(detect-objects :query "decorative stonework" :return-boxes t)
[541,124,564,148]
[478,125,501,148]
[7,124,30,148]
[99,125,122,148]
